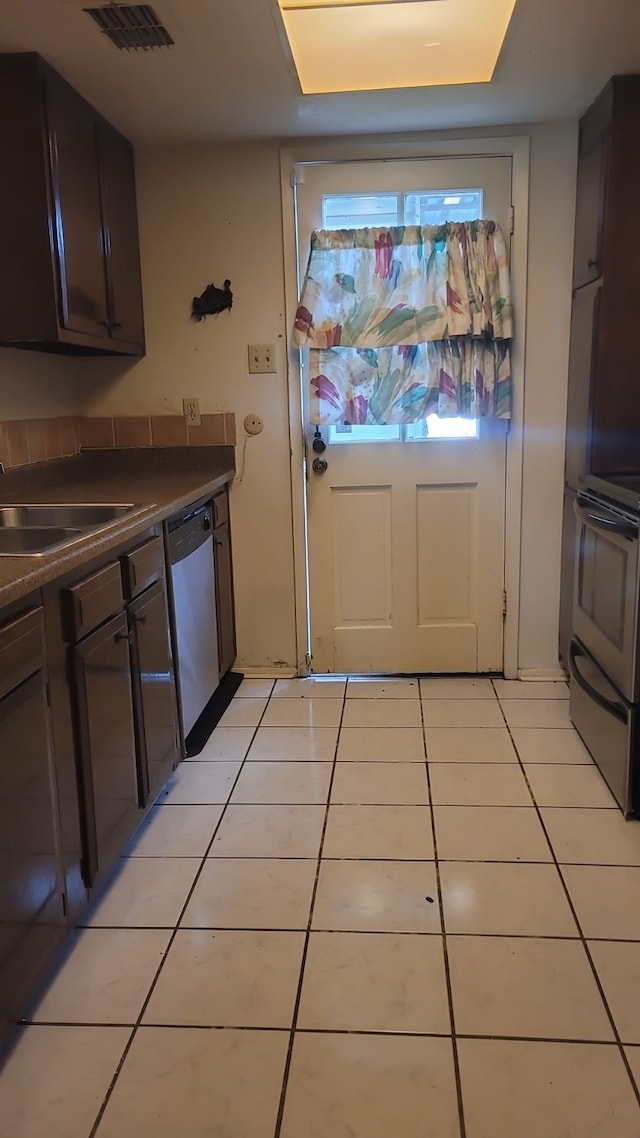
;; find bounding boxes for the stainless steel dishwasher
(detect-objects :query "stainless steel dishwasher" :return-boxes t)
[168,504,219,737]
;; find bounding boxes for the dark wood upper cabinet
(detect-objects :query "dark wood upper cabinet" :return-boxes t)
[567,76,640,474]
[0,53,145,356]
[572,117,609,289]
[98,121,146,349]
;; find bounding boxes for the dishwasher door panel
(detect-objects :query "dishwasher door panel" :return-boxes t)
[171,533,219,736]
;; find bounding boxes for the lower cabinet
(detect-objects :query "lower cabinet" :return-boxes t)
[71,610,140,886]
[0,607,65,1044]
[123,540,180,805]
[0,491,232,1045]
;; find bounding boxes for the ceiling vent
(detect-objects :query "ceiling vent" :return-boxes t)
[84,4,174,51]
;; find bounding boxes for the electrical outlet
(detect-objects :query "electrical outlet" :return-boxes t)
[183,397,201,426]
[248,343,276,374]
[243,414,264,436]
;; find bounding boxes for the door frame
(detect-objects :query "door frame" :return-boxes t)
[280,135,531,679]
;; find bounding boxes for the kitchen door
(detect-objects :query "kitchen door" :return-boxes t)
[295,157,512,675]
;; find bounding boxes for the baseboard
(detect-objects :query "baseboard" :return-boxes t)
[517,668,568,682]
[239,665,298,678]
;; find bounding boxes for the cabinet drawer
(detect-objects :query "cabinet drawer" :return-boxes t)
[64,562,123,641]
[212,489,229,529]
[0,607,46,700]
[121,536,164,599]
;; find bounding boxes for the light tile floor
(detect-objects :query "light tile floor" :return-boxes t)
[3,675,640,1137]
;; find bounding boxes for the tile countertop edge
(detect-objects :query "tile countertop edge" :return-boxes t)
[0,454,234,608]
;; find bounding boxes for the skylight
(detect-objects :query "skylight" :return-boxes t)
[277,0,517,95]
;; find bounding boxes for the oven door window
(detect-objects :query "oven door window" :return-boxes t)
[573,493,639,702]
[577,526,627,648]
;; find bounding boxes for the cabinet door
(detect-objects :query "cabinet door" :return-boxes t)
[45,72,109,338]
[73,613,139,886]
[130,580,179,805]
[573,127,609,289]
[564,281,601,487]
[214,520,237,677]
[97,122,145,352]
[0,672,63,1037]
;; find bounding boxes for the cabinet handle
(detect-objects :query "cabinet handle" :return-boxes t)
[215,538,224,548]
[99,319,110,328]
[114,629,132,643]
[111,322,123,330]
[133,613,146,625]
[587,258,598,268]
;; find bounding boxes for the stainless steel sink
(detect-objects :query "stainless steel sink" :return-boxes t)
[0,504,141,529]
[0,527,84,555]
[0,503,152,556]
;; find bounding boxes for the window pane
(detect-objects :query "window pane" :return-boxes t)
[329,424,401,443]
[404,190,483,225]
[322,194,399,229]
[406,416,478,440]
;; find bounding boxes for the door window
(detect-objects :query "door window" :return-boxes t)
[319,188,483,443]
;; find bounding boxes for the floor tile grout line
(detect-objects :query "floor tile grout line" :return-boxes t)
[85,692,277,1138]
[64,924,640,941]
[271,683,349,1138]
[66,924,640,941]
[493,679,640,1107]
[420,695,467,1138]
[20,1019,634,1045]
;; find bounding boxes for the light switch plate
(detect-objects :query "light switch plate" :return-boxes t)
[248,343,276,374]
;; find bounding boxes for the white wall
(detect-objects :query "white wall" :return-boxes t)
[0,348,80,420]
[518,122,577,674]
[78,143,297,673]
[79,122,578,675]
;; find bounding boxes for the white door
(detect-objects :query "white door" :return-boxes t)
[296,157,512,675]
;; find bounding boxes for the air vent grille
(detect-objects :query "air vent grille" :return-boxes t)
[84,4,174,51]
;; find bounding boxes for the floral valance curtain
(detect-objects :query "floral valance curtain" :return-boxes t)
[292,220,513,424]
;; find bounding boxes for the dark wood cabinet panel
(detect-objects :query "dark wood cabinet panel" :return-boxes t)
[72,612,140,886]
[213,491,236,677]
[46,69,110,339]
[130,580,179,805]
[0,667,63,1044]
[0,52,145,356]
[564,282,600,488]
[98,122,145,352]
[572,128,608,290]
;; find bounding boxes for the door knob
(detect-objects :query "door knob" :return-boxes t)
[312,457,328,474]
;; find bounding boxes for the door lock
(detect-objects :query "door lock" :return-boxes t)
[312,456,328,474]
[312,426,326,454]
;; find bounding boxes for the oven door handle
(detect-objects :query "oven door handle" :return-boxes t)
[568,641,627,724]
[575,496,639,540]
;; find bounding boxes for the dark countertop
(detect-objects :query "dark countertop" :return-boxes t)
[0,447,235,608]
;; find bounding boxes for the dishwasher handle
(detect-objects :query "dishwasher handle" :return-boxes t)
[568,640,627,724]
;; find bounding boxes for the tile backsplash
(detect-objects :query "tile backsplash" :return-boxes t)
[0,413,235,470]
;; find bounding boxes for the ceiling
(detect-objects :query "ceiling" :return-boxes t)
[0,0,639,145]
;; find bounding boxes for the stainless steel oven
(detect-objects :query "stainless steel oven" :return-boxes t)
[573,490,640,702]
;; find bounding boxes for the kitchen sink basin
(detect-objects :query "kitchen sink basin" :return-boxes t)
[0,503,153,556]
[0,527,84,555]
[0,504,142,529]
